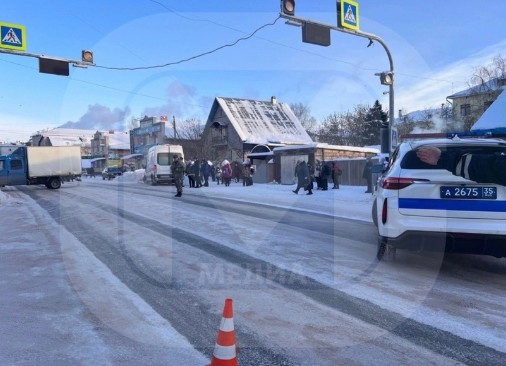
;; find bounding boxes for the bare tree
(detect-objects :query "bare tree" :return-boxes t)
[470,54,506,91]
[289,102,319,134]
[176,117,204,140]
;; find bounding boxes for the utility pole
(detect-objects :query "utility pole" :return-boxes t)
[172,116,178,139]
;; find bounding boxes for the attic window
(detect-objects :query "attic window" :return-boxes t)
[212,121,227,128]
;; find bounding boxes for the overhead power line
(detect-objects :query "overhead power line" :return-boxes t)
[94,16,281,71]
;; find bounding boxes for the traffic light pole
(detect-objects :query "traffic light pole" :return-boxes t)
[280,13,395,155]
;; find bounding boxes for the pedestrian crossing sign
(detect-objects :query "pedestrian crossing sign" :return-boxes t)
[0,21,26,51]
[338,0,360,31]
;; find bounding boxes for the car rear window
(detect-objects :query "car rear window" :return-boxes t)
[401,144,506,170]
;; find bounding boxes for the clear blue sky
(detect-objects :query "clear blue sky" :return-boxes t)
[1,0,505,143]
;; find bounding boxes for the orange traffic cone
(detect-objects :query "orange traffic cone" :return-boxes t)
[209,298,238,366]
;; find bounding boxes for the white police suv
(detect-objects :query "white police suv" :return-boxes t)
[372,137,506,261]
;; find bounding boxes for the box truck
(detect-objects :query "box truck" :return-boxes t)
[143,144,184,185]
[0,145,82,189]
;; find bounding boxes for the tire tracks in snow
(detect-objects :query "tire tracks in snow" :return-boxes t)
[23,187,506,366]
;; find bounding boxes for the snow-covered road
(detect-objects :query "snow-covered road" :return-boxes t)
[1,173,505,365]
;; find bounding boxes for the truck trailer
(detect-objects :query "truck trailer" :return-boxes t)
[0,145,82,189]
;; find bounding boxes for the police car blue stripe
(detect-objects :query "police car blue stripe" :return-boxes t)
[399,198,506,212]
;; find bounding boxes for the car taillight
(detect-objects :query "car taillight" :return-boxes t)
[381,177,428,190]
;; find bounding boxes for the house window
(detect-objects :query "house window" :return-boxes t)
[460,103,471,117]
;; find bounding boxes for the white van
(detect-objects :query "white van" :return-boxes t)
[143,144,184,185]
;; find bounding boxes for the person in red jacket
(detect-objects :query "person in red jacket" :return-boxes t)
[222,162,232,187]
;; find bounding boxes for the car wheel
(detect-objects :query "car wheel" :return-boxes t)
[377,238,396,261]
[372,199,378,227]
[46,177,61,189]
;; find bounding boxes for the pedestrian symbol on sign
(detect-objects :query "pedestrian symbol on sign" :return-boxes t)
[3,28,21,45]
[337,0,360,31]
[0,22,26,51]
[344,5,356,24]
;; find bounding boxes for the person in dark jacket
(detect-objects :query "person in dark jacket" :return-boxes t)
[192,158,202,188]
[201,159,210,187]
[362,158,373,193]
[210,164,216,182]
[185,161,195,188]
[416,146,506,185]
[320,162,331,191]
[292,160,312,195]
[232,161,241,183]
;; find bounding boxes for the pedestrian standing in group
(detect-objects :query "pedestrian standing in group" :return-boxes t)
[193,158,202,188]
[307,162,315,193]
[210,164,216,182]
[185,160,195,188]
[242,163,253,186]
[215,165,222,185]
[314,161,322,190]
[171,155,185,197]
[331,161,341,189]
[202,159,211,187]
[222,162,232,186]
[320,162,331,191]
[232,161,241,183]
[292,160,311,195]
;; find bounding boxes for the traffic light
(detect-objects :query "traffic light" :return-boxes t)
[280,0,295,16]
[378,71,393,85]
[82,50,94,64]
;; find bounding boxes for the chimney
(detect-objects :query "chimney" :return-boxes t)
[271,96,277,104]
[398,109,403,119]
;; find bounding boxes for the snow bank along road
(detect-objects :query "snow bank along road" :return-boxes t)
[1,179,506,365]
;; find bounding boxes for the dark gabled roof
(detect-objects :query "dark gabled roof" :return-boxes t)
[205,97,313,145]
